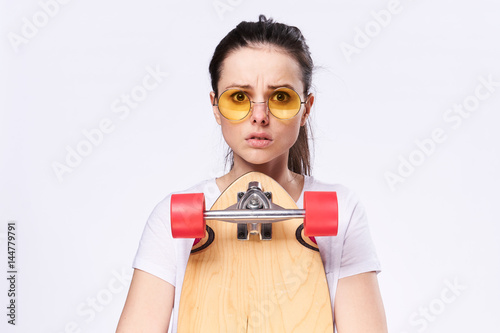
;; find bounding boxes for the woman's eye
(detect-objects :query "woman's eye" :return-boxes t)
[232,92,247,102]
[272,91,290,102]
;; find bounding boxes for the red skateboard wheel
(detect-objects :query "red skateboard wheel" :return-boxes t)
[171,193,206,238]
[303,191,338,237]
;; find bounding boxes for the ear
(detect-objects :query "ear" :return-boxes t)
[210,91,222,125]
[300,93,314,126]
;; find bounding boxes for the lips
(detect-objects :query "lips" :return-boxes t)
[246,132,272,140]
[246,132,273,148]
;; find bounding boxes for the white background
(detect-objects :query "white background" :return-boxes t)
[1,0,499,332]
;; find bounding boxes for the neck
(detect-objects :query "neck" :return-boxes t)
[232,153,294,182]
[216,152,305,201]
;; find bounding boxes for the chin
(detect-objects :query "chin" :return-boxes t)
[245,158,273,166]
[233,146,289,167]
[242,152,284,167]
[235,152,269,166]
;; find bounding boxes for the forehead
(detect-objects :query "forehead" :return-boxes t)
[218,45,304,92]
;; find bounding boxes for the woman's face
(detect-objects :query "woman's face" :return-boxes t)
[210,45,314,167]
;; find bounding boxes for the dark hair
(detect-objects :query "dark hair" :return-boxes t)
[209,15,314,175]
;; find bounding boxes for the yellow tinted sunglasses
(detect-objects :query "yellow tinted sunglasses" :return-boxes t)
[213,87,306,121]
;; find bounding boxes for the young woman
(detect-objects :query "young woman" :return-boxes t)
[117,15,387,333]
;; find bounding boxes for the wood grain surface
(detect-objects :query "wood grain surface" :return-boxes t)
[177,172,333,332]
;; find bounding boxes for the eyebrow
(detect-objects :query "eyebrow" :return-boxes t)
[223,83,298,91]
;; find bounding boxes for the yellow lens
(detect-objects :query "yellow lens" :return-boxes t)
[217,89,250,120]
[268,88,302,119]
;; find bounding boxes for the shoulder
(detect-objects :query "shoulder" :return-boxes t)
[306,176,370,240]
[306,176,362,210]
[149,178,218,221]
[307,176,381,275]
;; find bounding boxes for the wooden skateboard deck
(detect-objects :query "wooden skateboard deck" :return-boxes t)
[177,172,333,332]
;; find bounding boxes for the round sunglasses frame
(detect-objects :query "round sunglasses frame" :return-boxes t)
[213,87,307,121]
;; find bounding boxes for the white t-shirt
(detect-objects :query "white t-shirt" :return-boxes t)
[133,175,381,332]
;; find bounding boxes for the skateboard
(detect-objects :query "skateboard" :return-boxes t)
[171,172,338,332]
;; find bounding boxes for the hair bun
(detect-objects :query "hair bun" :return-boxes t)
[258,14,272,23]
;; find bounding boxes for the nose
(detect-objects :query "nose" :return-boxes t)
[249,101,269,125]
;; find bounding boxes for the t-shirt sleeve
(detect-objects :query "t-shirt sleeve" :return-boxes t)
[338,191,381,279]
[132,195,177,286]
